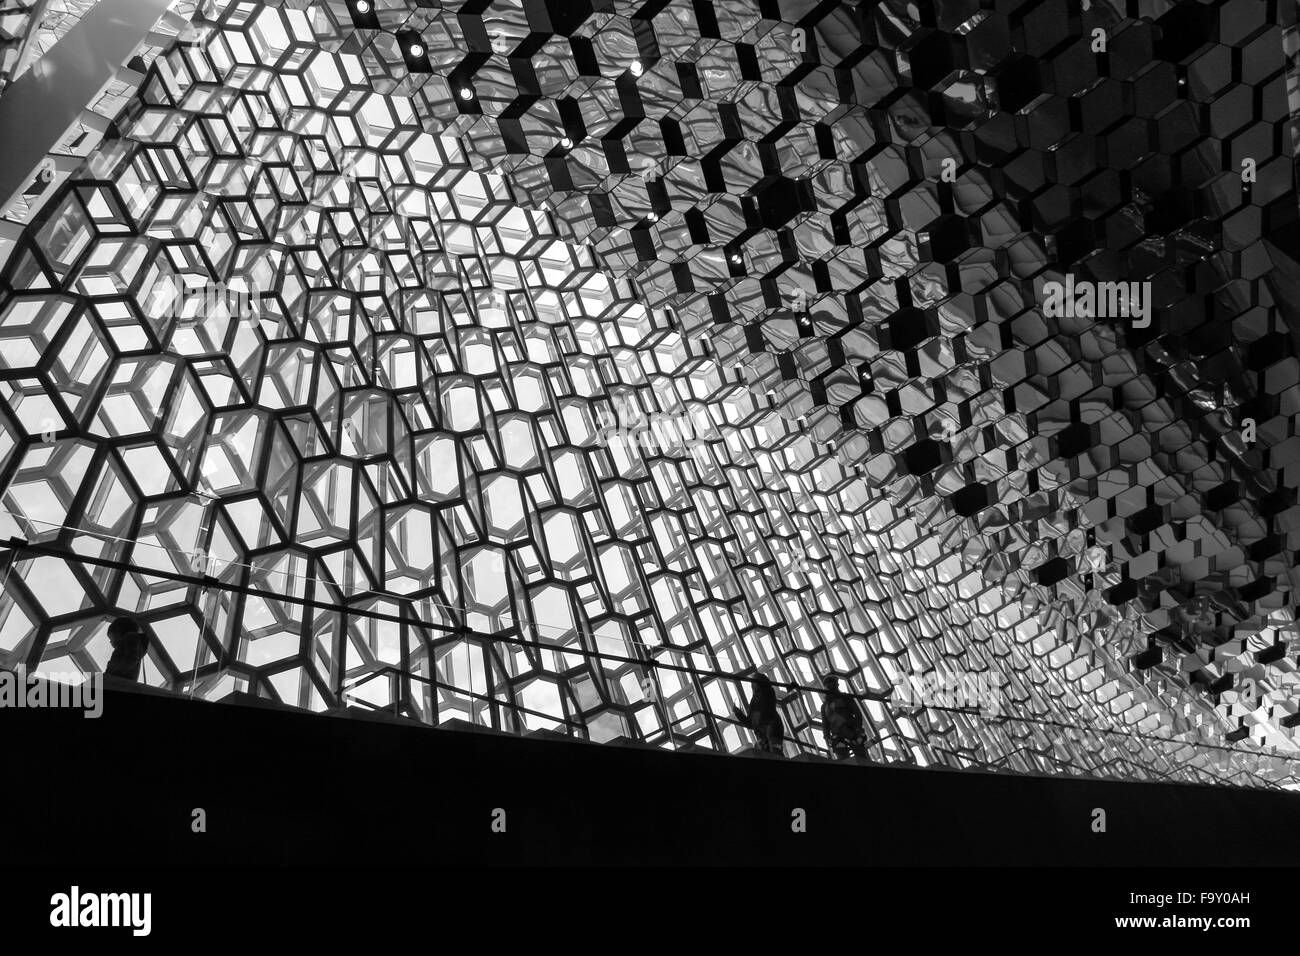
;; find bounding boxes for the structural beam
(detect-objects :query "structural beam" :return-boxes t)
[0,0,170,211]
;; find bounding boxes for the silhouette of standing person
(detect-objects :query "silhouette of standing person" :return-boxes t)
[734,674,784,755]
[105,617,151,682]
[821,675,868,759]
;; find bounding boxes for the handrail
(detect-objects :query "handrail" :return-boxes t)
[347,660,846,758]
[0,534,895,704]
[339,663,589,734]
[2,535,1296,780]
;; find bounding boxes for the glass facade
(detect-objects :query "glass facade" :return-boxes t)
[1,0,1299,788]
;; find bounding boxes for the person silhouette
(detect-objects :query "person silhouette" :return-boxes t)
[733,674,784,755]
[105,617,151,682]
[821,675,868,759]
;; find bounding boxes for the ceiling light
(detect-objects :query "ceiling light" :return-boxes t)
[458,87,473,100]
[408,43,425,58]
[631,60,644,76]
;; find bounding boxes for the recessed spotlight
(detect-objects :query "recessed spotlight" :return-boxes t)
[631,60,644,76]
[730,253,742,264]
[355,0,371,11]
[560,136,572,148]
[458,87,473,100]
[408,43,425,58]
[647,212,658,222]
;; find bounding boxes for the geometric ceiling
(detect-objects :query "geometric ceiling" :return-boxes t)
[1,0,1299,789]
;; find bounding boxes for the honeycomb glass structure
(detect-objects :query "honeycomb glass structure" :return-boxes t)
[2,0,1300,789]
